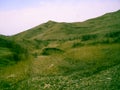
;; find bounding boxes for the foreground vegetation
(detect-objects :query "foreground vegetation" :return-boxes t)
[0,43,120,90]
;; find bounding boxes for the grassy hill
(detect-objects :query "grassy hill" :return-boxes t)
[0,10,120,90]
[12,10,120,41]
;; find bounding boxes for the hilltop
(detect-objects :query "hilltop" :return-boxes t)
[12,10,120,41]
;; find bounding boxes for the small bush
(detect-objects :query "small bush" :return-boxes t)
[41,48,64,55]
[105,31,120,38]
[81,34,97,41]
[72,42,84,48]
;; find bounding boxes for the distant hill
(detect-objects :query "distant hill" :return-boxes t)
[12,10,120,41]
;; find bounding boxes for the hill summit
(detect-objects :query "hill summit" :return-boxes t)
[12,10,120,41]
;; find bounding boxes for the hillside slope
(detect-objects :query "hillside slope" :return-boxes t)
[12,10,120,41]
[0,10,120,90]
[0,35,29,67]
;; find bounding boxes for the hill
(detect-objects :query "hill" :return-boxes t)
[12,10,120,41]
[0,10,120,90]
[11,10,120,55]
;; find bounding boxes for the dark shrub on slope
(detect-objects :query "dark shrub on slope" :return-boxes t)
[41,47,64,55]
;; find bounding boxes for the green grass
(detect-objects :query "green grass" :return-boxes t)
[12,63,120,90]
[0,10,120,90]
[59,44,120,75]
[0,43,120,90]
[0,47,15,67]
[0,59,32,89]
[11,10,120,41]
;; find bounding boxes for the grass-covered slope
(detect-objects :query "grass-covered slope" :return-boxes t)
[12,10,120,41]
[0,35,29,67]
[0,44,120,90]
[0,10,120,90]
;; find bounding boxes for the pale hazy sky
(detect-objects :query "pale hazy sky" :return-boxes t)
[0,0,120,35]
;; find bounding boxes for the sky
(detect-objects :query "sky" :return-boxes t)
[0,0,120,35]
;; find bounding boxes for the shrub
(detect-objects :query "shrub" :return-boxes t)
[72,42,84,48]
[41,48,64,55]
[81,34,97,41]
